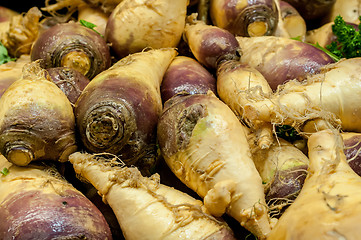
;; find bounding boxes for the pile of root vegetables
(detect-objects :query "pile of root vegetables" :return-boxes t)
[1,0,361,239]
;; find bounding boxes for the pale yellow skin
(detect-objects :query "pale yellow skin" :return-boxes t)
[0,155,66,203]
[106,0,188,56]
[0,55,31,80]
[77,3,109,36]
[243,58,361,133]
[305,22,335,48]
[249,136,309,185]
[69,152,231,240]
[268,129,361,239]
[216,60,274,149]
[209,0,249,29]
[0,62,76,165]
[0,67,74,126]
[325,0,361,24]
[164,95,271,239]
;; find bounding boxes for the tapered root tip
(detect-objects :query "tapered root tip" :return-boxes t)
[6,144,34,166]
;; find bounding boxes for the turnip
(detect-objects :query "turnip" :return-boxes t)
[30,21,111,80]
[209,0,279,37]
[216,59,274,149]
[69,151,236,240]
[1,7,42,58]
[75,48,177,175]
[161,56,217,103]
[105,0,188,59]
[46,67,90,105]
[243,57,361,134]
[0,154,112,239]
[246,130,309,217]
[183,15,240,70]
[236,35,335,90]
[157,93,272,239]
[268,129,361,239]
[0,61,77,166]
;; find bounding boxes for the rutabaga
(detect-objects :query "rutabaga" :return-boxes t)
[243,57,361,133]
[0,61,77,166]
[268,129,361,239]
[105,0,188,59]
[0,155,112,239]
[69,151,236,240]
[157,93,272,239]
[75,48,177,175]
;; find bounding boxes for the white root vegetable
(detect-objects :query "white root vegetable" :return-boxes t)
[157,93,272,239]
[243,57,361,133]
[69,152,236,240]
[268,129,361,239]
[216,59,274,149]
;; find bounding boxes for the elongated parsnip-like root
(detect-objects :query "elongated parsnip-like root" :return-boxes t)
[75,48,177,175]
[243,58,361,133]
[0,155,112,239]
[268,129,361,239]
[69,152,236,240]
[217,59,274,149]
[157,93,272,239]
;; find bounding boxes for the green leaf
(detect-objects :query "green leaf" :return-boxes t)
[276,125,302,142]
[0,167,9,176]
[291,36,341,62]
[325,15,361,59]
[79,19,104,38]
[313,42,341,62]
[0,42,15,65]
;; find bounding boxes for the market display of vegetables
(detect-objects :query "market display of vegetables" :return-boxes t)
[2,0,361,239]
